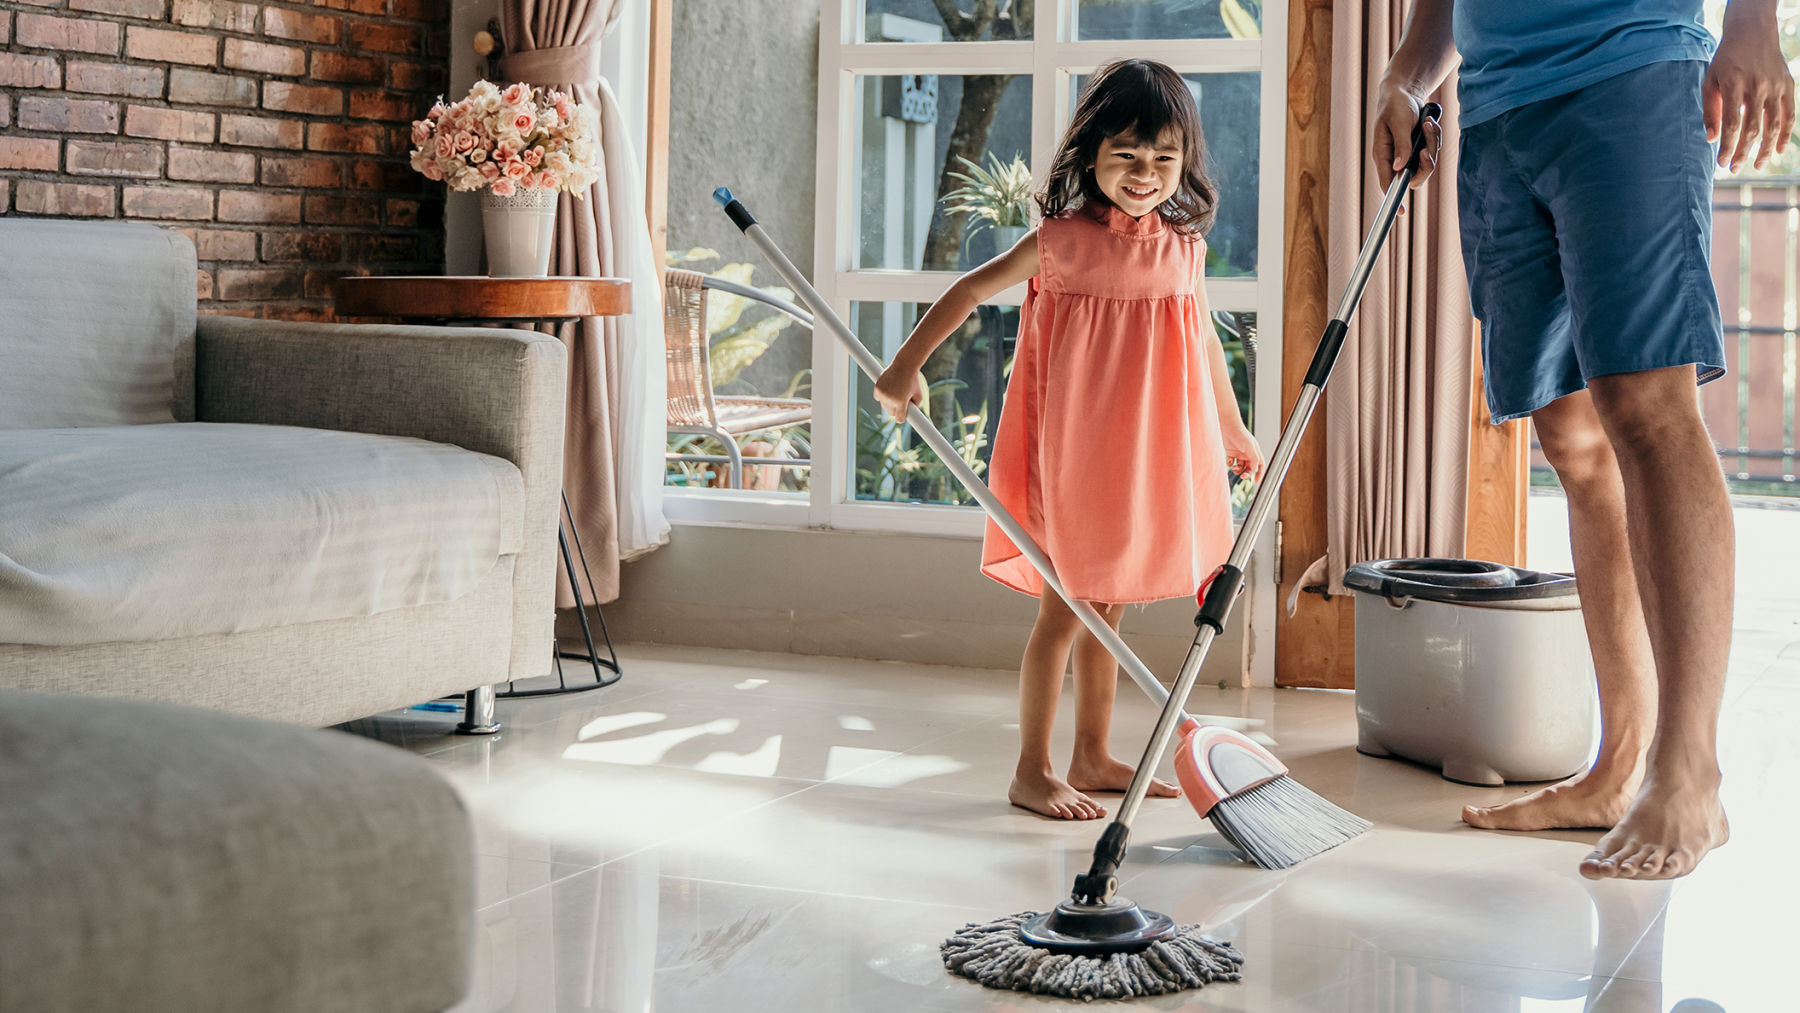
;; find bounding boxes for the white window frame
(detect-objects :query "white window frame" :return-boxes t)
[666,0,1286,682]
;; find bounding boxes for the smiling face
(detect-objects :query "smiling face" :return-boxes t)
[1089,127,1185,217]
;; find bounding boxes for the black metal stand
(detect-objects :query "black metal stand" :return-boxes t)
[495,493,623,699]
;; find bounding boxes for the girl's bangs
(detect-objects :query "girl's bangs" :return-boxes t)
[1086,76,1182,148]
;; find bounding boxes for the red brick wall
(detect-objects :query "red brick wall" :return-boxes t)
[0,0,450,320]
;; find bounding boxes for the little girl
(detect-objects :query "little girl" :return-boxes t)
[875,59,1264,821]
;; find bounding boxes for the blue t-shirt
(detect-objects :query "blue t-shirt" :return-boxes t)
[1453,1,1716,126]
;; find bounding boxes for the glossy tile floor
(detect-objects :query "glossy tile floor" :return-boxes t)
[344,499,1797,1012]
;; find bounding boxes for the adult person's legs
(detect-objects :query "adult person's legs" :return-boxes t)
[1466,378,1732,880]
[1454,61,1732,879]
[1578,366,1732,880]
[1464,391,1655,832]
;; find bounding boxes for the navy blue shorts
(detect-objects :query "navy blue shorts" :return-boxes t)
[1457,59,1726,424]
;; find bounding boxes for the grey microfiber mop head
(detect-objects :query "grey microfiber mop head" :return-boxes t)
[941,912,1244,1001]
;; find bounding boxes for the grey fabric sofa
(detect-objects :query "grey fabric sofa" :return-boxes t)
[0,217,568,731]
[0,688,475,1013]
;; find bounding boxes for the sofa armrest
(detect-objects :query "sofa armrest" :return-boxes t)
[195,315,565,466]
[195,314,568,682]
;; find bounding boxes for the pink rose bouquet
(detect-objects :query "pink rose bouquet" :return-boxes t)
[408,79,600,196]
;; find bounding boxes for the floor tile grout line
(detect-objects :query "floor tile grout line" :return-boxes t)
[474,859,604,912]
[626,871,1024,915]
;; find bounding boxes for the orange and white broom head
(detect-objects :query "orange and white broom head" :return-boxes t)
[1174,725,1370,870]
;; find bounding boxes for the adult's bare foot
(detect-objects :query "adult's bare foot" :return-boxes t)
[1010,769,1107,820]
[1463,765,1641,831]
[1067,754,1179,798]
[1579,773,1729,881]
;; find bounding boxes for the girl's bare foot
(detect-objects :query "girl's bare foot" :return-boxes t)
[1579,771,1730,881]
[1009,769,1107,820]
[1067,754,1179,798]
[1463,764,1641,831]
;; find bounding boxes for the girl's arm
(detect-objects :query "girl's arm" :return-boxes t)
[873,231,1041,421]
[1196,276,1265,480]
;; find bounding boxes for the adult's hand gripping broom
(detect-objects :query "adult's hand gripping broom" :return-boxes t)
[714,102,1438,998]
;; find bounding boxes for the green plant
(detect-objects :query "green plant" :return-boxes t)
[665,246,721,265]
[1231,475,1256,519]
[855,380,990,504]
[777,366,811,400]
[1204,237,1250,279]
[941,152,1034,236]
[1220,0,1260,39]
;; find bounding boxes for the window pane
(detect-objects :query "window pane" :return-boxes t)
[849,301,1017,505]
[862,0,1034,42]
[1071,71,1259,278]
[663,256,813,495]
[1075,0,1263,41]
[1213,309,1258,523]
[855,74,1033,272]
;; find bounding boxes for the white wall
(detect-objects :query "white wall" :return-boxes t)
[606,523,1252,685]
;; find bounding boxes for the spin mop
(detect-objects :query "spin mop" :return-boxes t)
[714,104,1438,1000]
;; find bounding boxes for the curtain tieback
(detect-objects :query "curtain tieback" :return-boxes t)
[1285,556,1330,617]
[499,44,602,87]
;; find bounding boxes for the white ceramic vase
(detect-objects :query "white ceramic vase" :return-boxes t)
[481,186,558,277]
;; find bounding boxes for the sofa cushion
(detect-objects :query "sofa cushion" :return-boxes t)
[0,689,473,1013]
[0,423,524,646]
[0,219,197,429]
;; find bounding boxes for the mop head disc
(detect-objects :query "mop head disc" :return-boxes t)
[941,912,1244,1001]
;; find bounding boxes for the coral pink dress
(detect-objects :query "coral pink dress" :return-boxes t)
[981,203,1233,604]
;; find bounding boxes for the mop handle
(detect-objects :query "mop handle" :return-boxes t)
[1108,102,1443,833]
[713,188,1199,731]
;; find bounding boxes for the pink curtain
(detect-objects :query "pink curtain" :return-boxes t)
[1306,0,1475,595]
[500,0,667,606]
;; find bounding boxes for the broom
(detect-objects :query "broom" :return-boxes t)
[714,102,1434,998]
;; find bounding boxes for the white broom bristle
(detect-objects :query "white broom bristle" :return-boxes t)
[1206,775,1370,869]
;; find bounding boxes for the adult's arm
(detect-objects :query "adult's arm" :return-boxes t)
[1371,0,1458,193]
[1709,0,1796,172]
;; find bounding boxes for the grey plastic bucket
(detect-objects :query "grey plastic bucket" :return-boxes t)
[1346,558,1597,786]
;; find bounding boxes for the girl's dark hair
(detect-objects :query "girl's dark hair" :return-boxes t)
[1035,59,1217,237]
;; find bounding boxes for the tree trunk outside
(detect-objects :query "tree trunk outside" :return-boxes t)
[917,74,1010,432]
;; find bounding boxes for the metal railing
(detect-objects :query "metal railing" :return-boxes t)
[1711,177,1798,490]
[1532,176,1799,494]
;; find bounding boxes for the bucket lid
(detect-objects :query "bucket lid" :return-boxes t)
[1343,557,1577,604]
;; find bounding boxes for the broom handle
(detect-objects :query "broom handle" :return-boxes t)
[1109,103,1442,832]
[714,188,1198,731]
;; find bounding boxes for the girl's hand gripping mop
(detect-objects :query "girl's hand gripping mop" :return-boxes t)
[713,103,1437,1001]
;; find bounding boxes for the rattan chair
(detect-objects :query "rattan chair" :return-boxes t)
[664,268,814,489]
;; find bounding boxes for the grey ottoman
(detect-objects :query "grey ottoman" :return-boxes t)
[0,690,474,1013]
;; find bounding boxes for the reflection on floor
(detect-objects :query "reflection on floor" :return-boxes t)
[341,501,1795,1012]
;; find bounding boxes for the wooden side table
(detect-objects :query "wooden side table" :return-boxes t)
[333,275,633,707]
[334,276,630,322]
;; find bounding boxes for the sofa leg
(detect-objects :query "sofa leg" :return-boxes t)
[455,685,500,735]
